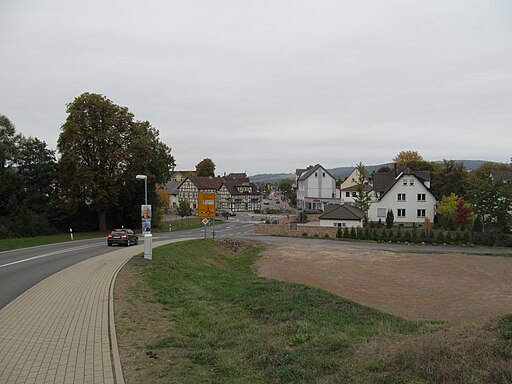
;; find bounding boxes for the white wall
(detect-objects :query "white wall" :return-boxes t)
[369,175,436,224]
[319,219,362,228]
[305,167,335,199]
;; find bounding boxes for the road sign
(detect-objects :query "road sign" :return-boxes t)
[202,218,209,225]
[198,193,216,218]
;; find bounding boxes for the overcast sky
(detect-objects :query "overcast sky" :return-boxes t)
[1,1,511,175]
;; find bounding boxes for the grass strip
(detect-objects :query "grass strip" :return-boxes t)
[141,239,431,383]
[0,232,105,252]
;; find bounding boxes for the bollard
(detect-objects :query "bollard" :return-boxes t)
[144,233,153,260]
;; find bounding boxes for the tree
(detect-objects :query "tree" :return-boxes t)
[196,158,215,177]
[466,173,512,233]
[156,186,170,214]
[386,209,394,228]
[0,114,16,170]
[58,93,175,231]
[393,150,424,165]
[431,160,468,198]
[353,162,372,226]
[177,199,192,220]
[454,197,473,231]
[436,193,459,229]
[278,178,296,206]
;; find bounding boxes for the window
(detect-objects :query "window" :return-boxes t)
[377,208,387,217]
[417,193,426,201]
[334,223,346,227]
[397,209,406,217]
[417,209,426,218]
[409,179,414,186]
[346,192,350,197]
[403,179,408,186]
[315,172,318,177]
[352,192,357,197]
[323,172,326,177]
[397,193,406,201]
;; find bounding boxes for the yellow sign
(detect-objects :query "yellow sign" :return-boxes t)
[198,193,216,218]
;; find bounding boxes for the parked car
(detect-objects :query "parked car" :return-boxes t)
[107,228,139,246]
[219,210,236,218]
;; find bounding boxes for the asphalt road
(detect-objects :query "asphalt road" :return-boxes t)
[0,216,259,310]
[1,213,508,310]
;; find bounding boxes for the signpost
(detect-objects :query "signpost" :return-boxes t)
[198,193,216,239]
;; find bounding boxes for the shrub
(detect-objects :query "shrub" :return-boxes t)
[301,232,308,237]
[350,227,357,239]
[404,231,412,242]
[386,210,394,228]
[436,230,445,243]
[336,227,343,239]
[343,227,350,238]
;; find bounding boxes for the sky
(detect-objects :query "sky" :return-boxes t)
[1,0,511,176]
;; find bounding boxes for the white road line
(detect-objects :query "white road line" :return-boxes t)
[0,243,103,269]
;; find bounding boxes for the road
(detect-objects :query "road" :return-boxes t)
[0,214,256,310]
[1,212,508,310]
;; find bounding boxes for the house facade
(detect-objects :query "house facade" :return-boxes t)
[177,177,224,211]
[319,204,365,228]
[176,174,261,213]
[368,169,437,224]
[296,164,337,211]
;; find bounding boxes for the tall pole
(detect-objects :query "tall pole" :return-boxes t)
[144,177,148,206]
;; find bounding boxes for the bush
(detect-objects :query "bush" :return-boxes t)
[336,227,343,239]
[350,227,357,239]
[436,230,445,243]
[343,227,350,238]
[404,231,412,242]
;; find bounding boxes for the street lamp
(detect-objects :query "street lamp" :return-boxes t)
[136,174,147,205]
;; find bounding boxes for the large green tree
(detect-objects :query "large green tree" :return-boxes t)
[431,160,468,198]
[195,158,215,177]
[0,114,16,170]
[58,93,175,231]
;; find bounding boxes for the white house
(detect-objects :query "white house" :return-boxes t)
[368,169,437,225]
[296,164,338,211]
[319,204,365,228]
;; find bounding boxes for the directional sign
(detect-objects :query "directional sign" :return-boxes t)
[202,218,210,225]
[198,193,216,218]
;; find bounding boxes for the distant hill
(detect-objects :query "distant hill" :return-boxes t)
[250,160,488,184]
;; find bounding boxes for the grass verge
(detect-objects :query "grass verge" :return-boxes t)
[115,239,512,383]
[0,232,106,252]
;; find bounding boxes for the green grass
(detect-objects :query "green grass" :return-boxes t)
[141,240,434,383]
[0,232,106,252]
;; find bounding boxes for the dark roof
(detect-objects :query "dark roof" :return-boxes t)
[491,170,512,182]
[295,168,307,177]
[189,176,224,190]
[164,180,183,194]
[297,164,336,181]
[372,171,396,193]
[340,184,373,192]
[223,181,260,195]
[319,204,365,221]
[224,173,250,182]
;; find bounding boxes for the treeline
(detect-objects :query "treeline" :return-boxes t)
[0,93,175,238]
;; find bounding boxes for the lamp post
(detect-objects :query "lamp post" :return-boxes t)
[135,174,148,205]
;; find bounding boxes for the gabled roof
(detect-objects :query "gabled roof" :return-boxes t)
[164,180,183,194]
[188,176,224,190]
[297,164,336,181]
[223,180,260,195]
[340,184,373,192]
[373,169,434,201]
[319,204,365,221]
[224,173,250,182]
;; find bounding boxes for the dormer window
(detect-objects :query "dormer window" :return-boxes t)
[403,179,408,186]
[409,179,414,186]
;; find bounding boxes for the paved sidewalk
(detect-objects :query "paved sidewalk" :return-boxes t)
[0,239,181,384]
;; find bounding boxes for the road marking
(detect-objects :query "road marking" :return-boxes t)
[0,243,103,269]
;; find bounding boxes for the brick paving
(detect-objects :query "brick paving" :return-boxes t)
[0,240,181,384]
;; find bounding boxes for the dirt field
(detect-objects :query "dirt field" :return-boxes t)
[254,241,512,322]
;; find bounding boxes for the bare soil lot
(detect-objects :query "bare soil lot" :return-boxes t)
[255,242,512,322]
